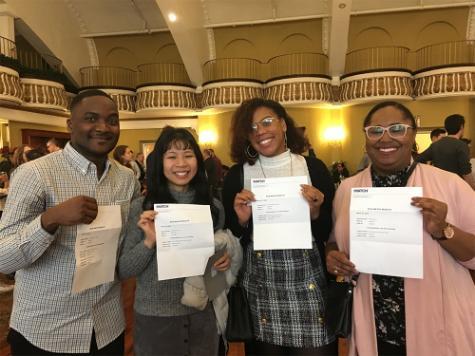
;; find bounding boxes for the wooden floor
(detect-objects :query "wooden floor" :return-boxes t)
[1,278,347,356]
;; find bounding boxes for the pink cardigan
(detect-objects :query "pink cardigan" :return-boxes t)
[330,164,475,356]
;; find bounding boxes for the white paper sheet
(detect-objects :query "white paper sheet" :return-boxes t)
[251,176,312,250]
[72,205,122,293]
[350,187,423,278]
[154,204,214,280]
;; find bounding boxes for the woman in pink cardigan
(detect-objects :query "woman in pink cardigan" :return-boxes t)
[326,101,475,356]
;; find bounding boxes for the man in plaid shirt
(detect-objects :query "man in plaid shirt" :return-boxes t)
[0,90,140,354]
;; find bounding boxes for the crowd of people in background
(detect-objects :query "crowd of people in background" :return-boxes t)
[0,89,473,356]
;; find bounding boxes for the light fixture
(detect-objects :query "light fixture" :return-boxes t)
[324,126,345,145]
[199,130,217,147]
[168,12,177,22]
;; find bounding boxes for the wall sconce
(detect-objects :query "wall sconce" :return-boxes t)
[323,126,345,146]
[199,130,217,147]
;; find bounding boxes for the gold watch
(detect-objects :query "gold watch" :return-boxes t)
[431,223,455,241]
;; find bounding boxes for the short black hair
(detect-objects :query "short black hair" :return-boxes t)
[69,89,115,112]
[363,101,416,128]
[430,128,446,139]
[444,114,465,135]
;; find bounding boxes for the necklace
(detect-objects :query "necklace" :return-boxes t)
[257,151,293,178]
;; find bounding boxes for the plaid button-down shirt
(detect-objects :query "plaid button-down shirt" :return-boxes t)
[0,143,140,353]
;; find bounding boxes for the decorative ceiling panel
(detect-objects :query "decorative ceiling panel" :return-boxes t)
[68,0,167,35]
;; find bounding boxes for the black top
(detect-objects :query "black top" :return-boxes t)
[222,155,335,268]
[204,157,222,188]
[370,164,412,349]
[417,136,471,176]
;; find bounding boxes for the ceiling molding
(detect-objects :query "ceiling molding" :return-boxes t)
[352,2,475,16]
[328,0,352,77]
[204,14,328,29]
[155,0,210,86]
[467,6,475,40]
[79,28,169,38]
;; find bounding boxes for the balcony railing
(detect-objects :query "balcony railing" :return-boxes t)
[203,58,263,83]
[0,36,16,59]
[137,63,191,86]
[17,49,62,73]
[80,66,136,89]
[267,52,329,79]
[345,46,410,74]
[415,40,475,71]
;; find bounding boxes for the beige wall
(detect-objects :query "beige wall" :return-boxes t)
[348,8,468,70]
[5,96,473,173]
[197,111,234,166]
[8,121,68,148]
[94,32,183,69]
[349,8,467,51]
[116,127,163,155]
[214,19,323,62]
[175,97,473,174]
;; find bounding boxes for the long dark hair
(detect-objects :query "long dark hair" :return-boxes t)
[113,145,131,168]
[143,126,219,226]
[230,98,306,165]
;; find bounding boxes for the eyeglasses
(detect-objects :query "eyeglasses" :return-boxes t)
[251,117,277,131]
[363,124,415,140]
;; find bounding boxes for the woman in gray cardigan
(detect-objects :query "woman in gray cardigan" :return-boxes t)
[118,127,232,356]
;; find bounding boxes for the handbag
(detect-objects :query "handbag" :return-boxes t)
[225,284,254,342]
[325,275,359,338]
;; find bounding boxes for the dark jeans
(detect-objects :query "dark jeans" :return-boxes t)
[8,328,124,356]
[246,339,338,356]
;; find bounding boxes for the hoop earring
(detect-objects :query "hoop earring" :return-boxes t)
[245,144,258,159]
[284,132,288,151]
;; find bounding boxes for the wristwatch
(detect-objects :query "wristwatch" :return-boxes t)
[431,223,455,241]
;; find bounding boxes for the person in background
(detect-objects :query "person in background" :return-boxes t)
[135,151,146,183]
[430,128,446,143]
[221,164,230,180]
[118,126,241,356]
[11,144,32,169]
[327,101,475,356]
[418,114,475,189]
[0,89,140,355]
[223,98,337,355]
[114,145,142,182]
[25,149,45,162]
[0,147,14,176]
[307,142,317,158]
[331,161,349,187]
[203,148,223,199]
[113,145,133,169]
[46,138,62,153]
[460,137,471,148]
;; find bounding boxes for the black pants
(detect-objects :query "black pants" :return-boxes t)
[377,339,406,356]
[246,339,338,356]
[8,328,124,356]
